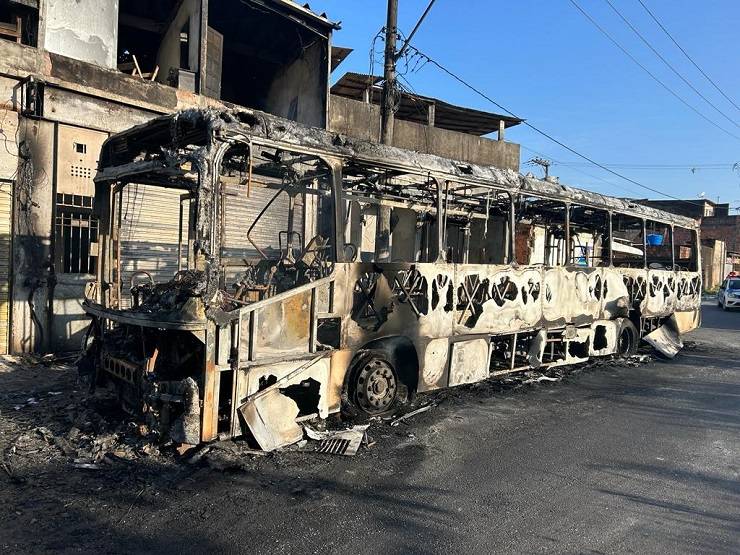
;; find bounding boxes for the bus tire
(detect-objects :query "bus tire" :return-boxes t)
[346,351,401,417]
[616,320,639,358]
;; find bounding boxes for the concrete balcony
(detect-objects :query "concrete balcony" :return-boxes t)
[329,76,521,171]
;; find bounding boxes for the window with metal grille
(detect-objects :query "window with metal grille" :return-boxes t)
[54,193,98,274]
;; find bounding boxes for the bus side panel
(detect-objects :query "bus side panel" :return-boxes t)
[674,270,702,312]
[339,262,456,348]
[602,267,631,319]
[452,264,542,336]
[541,267,603,327]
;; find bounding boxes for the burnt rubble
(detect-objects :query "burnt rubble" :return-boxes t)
[130,270,208,319]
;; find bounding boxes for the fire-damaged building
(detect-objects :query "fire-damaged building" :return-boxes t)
[0,0,523,355]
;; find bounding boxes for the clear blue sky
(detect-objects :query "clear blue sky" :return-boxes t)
[310,0,740,207]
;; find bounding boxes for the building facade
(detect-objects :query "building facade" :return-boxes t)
[0,0,526,354]
[0,0,337,354]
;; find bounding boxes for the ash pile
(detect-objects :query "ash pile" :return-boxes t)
[0,355,174,482]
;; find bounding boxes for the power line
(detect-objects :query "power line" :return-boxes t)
[405,44,701,205]
[520,146,647,198]
[553,162,733,170]
[568,0,740,142]
[603,0,739,130]
[396,0,436,61]
[636,0,740,114]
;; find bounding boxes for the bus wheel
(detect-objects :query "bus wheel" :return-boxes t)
[350,353,399,416]
[616,320,639,358]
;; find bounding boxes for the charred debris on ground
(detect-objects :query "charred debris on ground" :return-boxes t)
[1,350,656,478]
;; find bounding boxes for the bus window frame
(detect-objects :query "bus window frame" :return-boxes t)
[672,225,699,272]
[565,203,612,268]
[611,212,647,269]
[216,139,341,266]
[441,180,514,265]
[645,219,674,270]
[514,193,568,267]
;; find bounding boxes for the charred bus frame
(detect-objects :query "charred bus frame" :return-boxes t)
[80,108,701,450]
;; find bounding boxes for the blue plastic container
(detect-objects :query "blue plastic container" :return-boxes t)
[646,233,663,246]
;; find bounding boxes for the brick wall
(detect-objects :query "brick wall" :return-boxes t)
[701,216,740,252]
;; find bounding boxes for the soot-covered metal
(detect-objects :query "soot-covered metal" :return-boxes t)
[78,107,701,452]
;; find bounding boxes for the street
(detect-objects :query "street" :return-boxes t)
[1,301,738,554]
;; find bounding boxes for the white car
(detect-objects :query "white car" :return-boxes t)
[718,278,740,310]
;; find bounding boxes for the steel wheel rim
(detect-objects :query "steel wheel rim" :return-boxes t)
[356,359,397,413]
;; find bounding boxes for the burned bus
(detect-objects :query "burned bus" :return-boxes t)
[80,108,701,450]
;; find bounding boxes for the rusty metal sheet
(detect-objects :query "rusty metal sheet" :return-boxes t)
[588,319,621,357]
[235,356,331,421]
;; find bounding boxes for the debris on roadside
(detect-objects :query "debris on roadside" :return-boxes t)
[304,424,370,456]
[521,375,560,385]
[390,404,435,426]
[0,344,660,477]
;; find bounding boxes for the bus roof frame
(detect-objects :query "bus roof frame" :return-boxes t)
[96,107,700,231]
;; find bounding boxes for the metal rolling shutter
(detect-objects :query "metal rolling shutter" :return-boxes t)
[0,181,11,354]
[119,184,188,308]
[222,181,303,264]
[222,183,304,288]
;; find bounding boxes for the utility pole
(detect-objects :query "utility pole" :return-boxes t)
[378,0,435,260]
[528,157,552,180]
[380,0,398,145]
[377,0,399,261]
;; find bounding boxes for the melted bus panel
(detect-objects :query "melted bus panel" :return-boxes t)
[80,108,701,451]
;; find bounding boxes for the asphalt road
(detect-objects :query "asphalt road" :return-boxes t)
[2,301,739,554]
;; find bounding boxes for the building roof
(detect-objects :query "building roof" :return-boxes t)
[637,198,731,219]
[250,0,341,31]
[330,46,353,72]
[331,72,522,136]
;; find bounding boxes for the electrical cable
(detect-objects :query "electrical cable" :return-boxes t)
[406,44,702,205]
[568,0,740,142]
[521,146,646,198]
[636,0,740,113]
[603,0,739,129]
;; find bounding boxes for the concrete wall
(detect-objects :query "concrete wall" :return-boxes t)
[44,0,119,69]
[266,39,327,128]
[0,78,19,182]
[156,0,201,86]
[329,95,521,171]
[701,239,725,290]
[0,79,20,355]
[11,117,54,353]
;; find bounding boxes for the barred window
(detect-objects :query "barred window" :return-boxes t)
[54,193,99,274]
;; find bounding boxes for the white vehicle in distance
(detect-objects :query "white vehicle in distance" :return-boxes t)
[718,276,740,310]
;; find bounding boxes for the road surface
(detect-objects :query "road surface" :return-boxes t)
[1,301,738,554]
